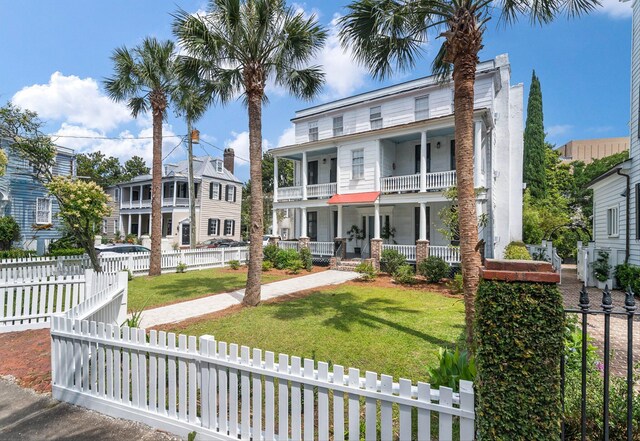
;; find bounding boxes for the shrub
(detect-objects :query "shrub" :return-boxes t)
[274,249,300,270]
[417,256,449,283]
[287,259,304,274]
[47,248,85,257]
[592,250,611,283]
[125,234,138,244]
[176,262,187,273]
[0,249,37,259]
[475,280,564,440]
[446,273,464,295]
[393,264,415,284]
[380,249,406,275]
[262,260,273,271]
[299,247,313,271]
[263,244,279,265]
[228,259,241,270]
[615,263,640,292]
[503,241,531,260]
[427,347,476,392]
[0,216,20,250]
[124,268,133,281]
[355,261,377,281]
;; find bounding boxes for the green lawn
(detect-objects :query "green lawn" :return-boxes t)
[161,283,465,382]
[128,268,288,312]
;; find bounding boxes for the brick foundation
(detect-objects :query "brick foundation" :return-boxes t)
[298,237,310,249]
[480,259,560,284]
[416,240,430,263]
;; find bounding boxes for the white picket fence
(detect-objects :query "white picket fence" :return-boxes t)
[51,319,475,441]
[308,241,334,257]
[429,246,461,264]
[0,255,89,281]
[382,244,417,262]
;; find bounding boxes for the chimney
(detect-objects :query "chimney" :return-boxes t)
[224,148,235,174]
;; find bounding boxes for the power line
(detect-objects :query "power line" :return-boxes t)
[163,138,185,161]
[49,134,186,140]
[200,139,250,163]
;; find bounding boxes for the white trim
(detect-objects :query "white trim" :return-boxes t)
[35,197,52,224]
[607,205,619,237]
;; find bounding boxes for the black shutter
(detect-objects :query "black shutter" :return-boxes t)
[209,182,213,199]
[233,186,237,202]
[450,140,456,170]
[414,206,419,242]
[217,219,220,235]
[414,145,420,174]
[208,218,213,235]
[218,183,223,200]
[232,220,236,236]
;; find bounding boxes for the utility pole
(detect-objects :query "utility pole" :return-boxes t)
[188,124,198,249]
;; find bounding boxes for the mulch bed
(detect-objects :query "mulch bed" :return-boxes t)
[0,328,52,393]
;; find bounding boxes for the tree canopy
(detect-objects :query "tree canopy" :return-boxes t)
[523,71,547,199]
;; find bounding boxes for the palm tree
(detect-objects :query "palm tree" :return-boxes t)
[173,0,327,306]
[104,37,177,276]
[172,77,214,249]
[339,0,598,348]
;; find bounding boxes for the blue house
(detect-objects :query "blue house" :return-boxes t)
[0,140,75,254]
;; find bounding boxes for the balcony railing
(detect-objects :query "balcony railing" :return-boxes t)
[381,170,457,194]
[307,183,337,199]
[382,244,417,262]
[429,245,460,264]
[278,186,303,201]
[120,199,151,209]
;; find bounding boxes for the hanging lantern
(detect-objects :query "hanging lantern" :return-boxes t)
[190,129,200,144]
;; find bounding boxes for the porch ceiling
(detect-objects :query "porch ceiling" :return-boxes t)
[385,126,454,143]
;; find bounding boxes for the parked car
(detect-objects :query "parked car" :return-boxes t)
[95,244,150,256]
[263,235,280,246]
[217,241,248,248]
[197,238,235,249]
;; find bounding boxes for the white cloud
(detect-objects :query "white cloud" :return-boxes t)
[546,124,573,141]
[276,125,296,147]
[599,0,632,18]
[225,131,272,163]
[12,72,132,132]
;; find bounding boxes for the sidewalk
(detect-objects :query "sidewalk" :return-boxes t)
[0,377,179,441]
[138,270,359,328]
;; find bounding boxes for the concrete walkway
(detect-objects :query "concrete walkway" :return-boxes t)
[138,270,359,328]
[0,378,179,441]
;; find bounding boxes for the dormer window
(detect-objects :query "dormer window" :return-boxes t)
[415,96,429,120]
[308,120,318,142]
[215,160,223,173]
[370,106,382,129]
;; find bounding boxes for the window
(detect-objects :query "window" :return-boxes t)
[215,160,223,173]
[450,140,456,170]
[102,219,107,234]
[307,211,318,242]
[209,182,220,200]
[224,219,235,236]
[308,120,318,142]
[607,206,619,237]
[208,218,220,235]
[415,96,429,120]
[352,149,364,180]
[225,185,236,202]
[333,116,343,136]
[370,106,382,129]
[35,198,51,224]
[115,188,120,202]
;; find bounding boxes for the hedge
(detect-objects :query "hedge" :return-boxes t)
[0,249,37,259]
[47,248,85,257]
[475,280,564,440]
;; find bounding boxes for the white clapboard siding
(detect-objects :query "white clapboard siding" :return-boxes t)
[51,320,475,441]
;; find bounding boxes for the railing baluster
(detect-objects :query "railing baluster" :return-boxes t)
[602,285,613,441]
[625,288,636,441]
[578,284,590,441]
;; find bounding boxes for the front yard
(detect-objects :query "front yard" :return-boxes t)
[156,280,465,382]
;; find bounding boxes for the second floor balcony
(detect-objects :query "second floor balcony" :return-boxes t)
[380,170,457,193]
[278,182,337,201]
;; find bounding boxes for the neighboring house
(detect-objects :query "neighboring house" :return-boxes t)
[0,140,75,254]
[557,137,629,164]
[586,0,637,282]
[269,53,524,260]
[104,149,242,246]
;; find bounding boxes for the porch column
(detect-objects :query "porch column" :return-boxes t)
[129,186,133,207]
[139,185,143,208]
[300,207,307,237]
[420,131,427,192]
[302,152,308,200]
[374,202,381,239]
[374,141,381,192]
[161,183,164,207]
[138,214,142,237]
[148,215,152,236]
[273,156,279,203]
[272,208,279,237]
[119,215,124,237]
[127,215,132,235]
[474,121,482,187]
[419,202,427,241]
[173,180,177,206]
[337,205,343,238]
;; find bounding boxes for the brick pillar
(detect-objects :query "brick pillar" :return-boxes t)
[268,236,279,247]
[416,239,430,263]
[370,238,383,270]
[298,237,310,250]
[334,237,347,259]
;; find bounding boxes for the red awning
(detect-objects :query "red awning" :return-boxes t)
[327,191,380,205]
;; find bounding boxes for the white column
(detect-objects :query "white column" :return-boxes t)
[272,209,278,237]
[148,215,152,235]
[119,215,124,236]
[337,205,343,238]
[374,203,380,239]
[161,183,164,207]
[138,214,142,237]
[301,207,308,237]
[419,202,427,241]
[139,185,143,207]
[273,157,279,203]
[129,186,133,207]
[127,215,132,235]
[474,121,482,187]
[374,141,381,192]
[302,152,308,200]
[173,180,177,206]
[420,131,427,192]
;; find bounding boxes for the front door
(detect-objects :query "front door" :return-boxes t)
[181,223,190,246]
[329,158,337,183]
[307,211,318,242]
[414,143,432,173]
[308,160,319,185]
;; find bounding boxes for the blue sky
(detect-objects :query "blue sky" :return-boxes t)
[0,0,632,182]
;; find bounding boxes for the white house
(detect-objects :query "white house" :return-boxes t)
[103,150,242,247]
[269,54,524,263]
[585,0,636,284]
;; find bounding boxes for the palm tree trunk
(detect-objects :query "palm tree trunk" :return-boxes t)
[243,89,264,306]
[453,50,482,350]
[149,101,163,276]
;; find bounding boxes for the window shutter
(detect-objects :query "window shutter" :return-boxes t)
[225,185,230,201]
[209,182,213,199]
[218,184,222,200]
[216,219,220,235]
[208,218,213,235]
[233,186,237,202]
[232,220,236,236]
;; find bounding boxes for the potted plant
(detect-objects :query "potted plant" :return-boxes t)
[592,250,612,289]
[347,225,365,256]
[381,223,396,244]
